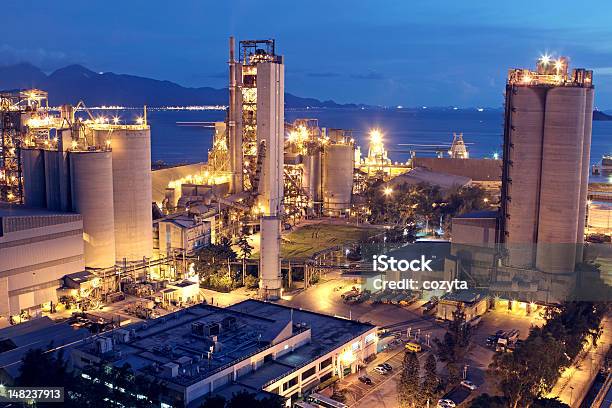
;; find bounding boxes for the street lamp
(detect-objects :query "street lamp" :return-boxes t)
[383,187,393,197]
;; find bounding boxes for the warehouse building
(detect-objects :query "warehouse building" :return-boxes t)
[0,204,84,319]
[71,300,378,407]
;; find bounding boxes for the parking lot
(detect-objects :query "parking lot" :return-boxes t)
[279,274,547,407]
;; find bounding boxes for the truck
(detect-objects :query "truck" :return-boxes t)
[496,329,520,352]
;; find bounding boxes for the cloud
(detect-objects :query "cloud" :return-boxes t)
[0,44,68,69]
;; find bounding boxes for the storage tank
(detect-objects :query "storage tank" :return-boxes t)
[109,128,153,262]
[259,215,282,299]
[70,151,116,268]
[322,143,354,214]
[504,86,547,268]
[302,149,321,208]
[536,87,586,273]
[43,150,70,211]
[21,148,46,208]
[576,87,594,261]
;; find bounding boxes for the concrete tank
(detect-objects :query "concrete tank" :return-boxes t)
[43,150,70,211]
[536,87,586,273]
[109,128,153,262]
[576,87,594,261]
[302,150,321,208]
[504,86,547,268]
[259,215,282,298]
[21,148,46,208]
[70,151,116,268]
[322,143,354,214]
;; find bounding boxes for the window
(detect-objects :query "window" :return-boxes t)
[283,376,298,391]
[320,356,332,370]
[301,366,316,381]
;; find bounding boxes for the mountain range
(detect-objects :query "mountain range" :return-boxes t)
[0,63,361,108]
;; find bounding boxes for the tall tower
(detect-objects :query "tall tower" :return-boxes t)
[500,56,594,275]
[228,38,284,299]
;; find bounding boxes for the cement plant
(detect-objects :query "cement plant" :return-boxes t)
[0,19,610,408]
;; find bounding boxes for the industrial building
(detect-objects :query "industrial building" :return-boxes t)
[446,56,598,303]
[71,300,378,407]
[154,209,215,256]
[500,56,594,273]
[0,204,84,319]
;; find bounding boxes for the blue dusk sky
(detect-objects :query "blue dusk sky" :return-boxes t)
[3,1,612,108]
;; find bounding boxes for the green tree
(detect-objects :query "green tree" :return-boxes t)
[201,395,227,408]
[421,354,439,406]
[235,231,254,284]
[434,306,472,384]
[398,351,421,407]
[469,393,508,408]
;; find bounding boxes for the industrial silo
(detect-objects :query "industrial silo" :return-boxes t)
[21,148,46,208]
[322,143,354,214]
[536,87,586,273]
[43,150,70,211]
[504,86,547,268]
[110,128,153,262]
[302,149,321,208]
[576,87,594,261]
[70,151,116,269]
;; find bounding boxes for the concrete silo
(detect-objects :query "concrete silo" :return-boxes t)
[501,59,594,276]
[576,87,594,260]
[302,149,322,209]
[503,86,547,268]
[536,87,586,273]
[322,143,354,215]
[21,148,46,208]
[109,128,153,262]
[69,150,116,269]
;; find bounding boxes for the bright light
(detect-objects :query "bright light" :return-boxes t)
[287,130,298,143]
[523,75,532,84]
[493,152,499,160]
[484,198,489,203]
[340,349,356,365]
[554,60,564,71]
[136,116,144,125]
[383,187,393,196]
[370,129,383,144]
[113,116,120,124]
[540,54,551,65]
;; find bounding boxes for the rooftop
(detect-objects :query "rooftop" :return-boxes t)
[388,167,471,190]
[440,289,486,304]
[75,300,374,388]
[454,210,499,219]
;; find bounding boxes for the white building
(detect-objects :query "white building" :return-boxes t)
[71,300,378,407]
[0,204,84,319]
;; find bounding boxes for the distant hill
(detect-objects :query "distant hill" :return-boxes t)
[0,63,361,109]
[593,110,612,121]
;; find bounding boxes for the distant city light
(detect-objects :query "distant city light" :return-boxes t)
[540,54,551,65]
[113,116,120,124]
[136,116,144,124]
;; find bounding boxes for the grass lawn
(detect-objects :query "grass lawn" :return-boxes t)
[279,223,379,259]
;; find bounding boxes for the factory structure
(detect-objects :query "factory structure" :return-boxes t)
[447,56,601,303]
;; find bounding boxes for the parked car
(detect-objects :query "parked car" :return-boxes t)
[358,375,373,385]
[437,399,456,408]
[374,366,388,375]
[381,363,392,371]
[460,380,477,390]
